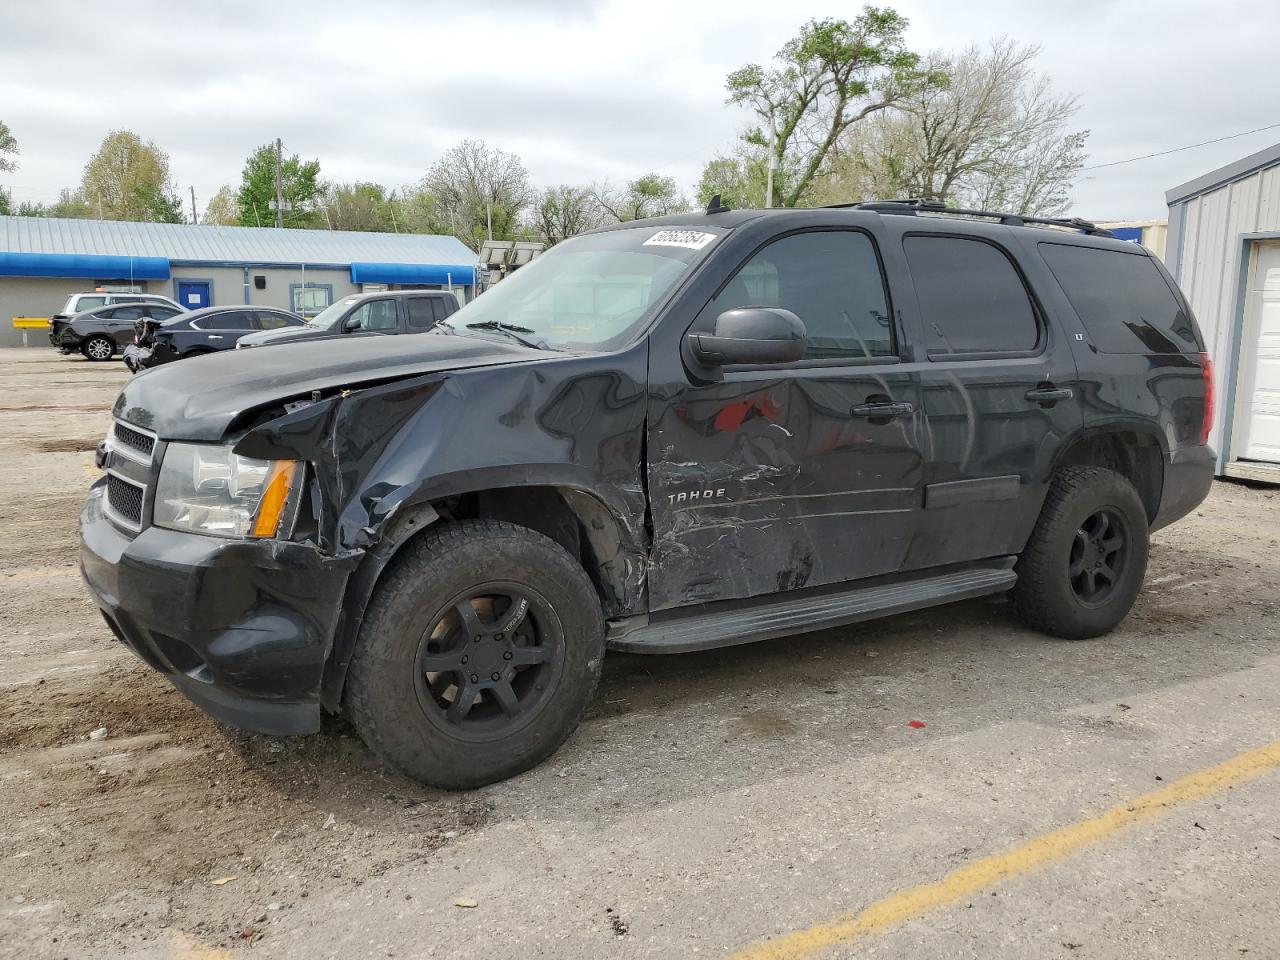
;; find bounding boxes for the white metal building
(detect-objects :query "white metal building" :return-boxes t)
[0,216,479,348]
[1166,142,1280,482]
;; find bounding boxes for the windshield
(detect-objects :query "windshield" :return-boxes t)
[306,297,361,328]
[446,225,723,350]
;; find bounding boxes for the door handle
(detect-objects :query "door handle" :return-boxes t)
[1024,386,1073,404]
[851,400,915,418]
[207,335,224,340]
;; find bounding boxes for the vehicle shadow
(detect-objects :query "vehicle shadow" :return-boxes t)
[223,558,1275,833]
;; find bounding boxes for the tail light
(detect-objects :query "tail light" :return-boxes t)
[1199,352,1214,446]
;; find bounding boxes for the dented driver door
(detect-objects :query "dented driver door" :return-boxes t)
[644,226,926,612]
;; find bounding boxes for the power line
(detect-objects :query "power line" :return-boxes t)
[1081,121,1280,172]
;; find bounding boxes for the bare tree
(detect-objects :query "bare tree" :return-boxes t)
[531,185,605,245]
[417,140,533,250]
[81,130,184,222]
[828,39,1088,216]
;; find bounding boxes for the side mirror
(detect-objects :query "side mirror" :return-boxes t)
[687,307,806,366]
[342,315,362,332]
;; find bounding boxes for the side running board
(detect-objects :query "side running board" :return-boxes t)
[607,558,1017,654]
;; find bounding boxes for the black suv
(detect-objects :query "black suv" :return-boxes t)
[234,290,459,349]
[80,201,1214,789]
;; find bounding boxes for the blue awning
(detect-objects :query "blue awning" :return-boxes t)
[0,252,171,280]
[350,261,477,287]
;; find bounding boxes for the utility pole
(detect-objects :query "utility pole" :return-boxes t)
[190,186,198,224]
[274,138,284,228]
[486,202,493,241]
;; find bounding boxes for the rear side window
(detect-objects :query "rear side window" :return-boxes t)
[110,305,145,321]
[206,311,256,330]
[76,296,107,312]
[1039,243,1200,353]
[904,235,1039,356]
[407,298,436,329]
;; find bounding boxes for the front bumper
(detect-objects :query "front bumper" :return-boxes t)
[79,481,354,735]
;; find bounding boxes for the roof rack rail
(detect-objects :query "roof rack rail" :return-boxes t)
[822,198,1114,237]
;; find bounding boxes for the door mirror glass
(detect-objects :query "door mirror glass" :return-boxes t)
[688,307,806,366]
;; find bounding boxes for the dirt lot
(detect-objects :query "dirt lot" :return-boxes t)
[2,347,1279,960]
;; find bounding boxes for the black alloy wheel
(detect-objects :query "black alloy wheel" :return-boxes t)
[413,584,564,739]
[1068,509,1128,606]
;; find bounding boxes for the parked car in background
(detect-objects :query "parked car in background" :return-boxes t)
[235,290,459,349]
[123,305,305,371]
[52,292,184,321]
[51,302,185,360]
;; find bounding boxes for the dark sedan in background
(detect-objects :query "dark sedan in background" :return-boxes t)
[124,305,305,370]
[235,290,459,349]
[51,302,185,361]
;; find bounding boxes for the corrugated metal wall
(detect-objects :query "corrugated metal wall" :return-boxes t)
[1171,165,1280,446]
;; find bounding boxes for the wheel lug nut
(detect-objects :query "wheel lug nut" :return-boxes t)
[461,655,468,664]
[495,632,504,641]
[491,672,500,681]
[473,635,481,643]
[503,651,512,660]
[470,674,479,683]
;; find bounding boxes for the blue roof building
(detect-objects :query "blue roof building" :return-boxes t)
[0,215,478,346]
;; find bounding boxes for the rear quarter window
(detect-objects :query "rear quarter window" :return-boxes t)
[1038,243,1201,354]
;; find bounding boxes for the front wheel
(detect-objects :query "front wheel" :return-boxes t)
[1011,466,1149,640]
[81,336,115,361]
[345,520,604,789]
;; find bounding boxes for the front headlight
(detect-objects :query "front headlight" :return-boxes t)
[154,442,299,539]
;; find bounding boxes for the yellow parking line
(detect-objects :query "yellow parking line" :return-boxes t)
[729,738,1280,960]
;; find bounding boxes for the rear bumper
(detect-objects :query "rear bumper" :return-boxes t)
[1152,444,1215,532]
[79,482,355,735]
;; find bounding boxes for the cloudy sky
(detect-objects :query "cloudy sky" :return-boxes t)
[2,0,1278,222]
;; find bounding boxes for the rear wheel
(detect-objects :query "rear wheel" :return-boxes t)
[81,336,114,361]
[1011,466,1149,640]
[345,519,604,789]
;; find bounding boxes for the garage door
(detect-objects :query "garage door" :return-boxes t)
[1236,242,1280,463]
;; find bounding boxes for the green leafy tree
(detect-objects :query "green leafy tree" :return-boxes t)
[201,185,239,225]
[0,120,14,214]
[15,189,93,219]
[320,181,400,232]
[826,40,1088,216]
[0,120,16,174]
[416,140,533,250]
[725,8,940,207]
[593,173,688,222]
[695,152,771,210]
[236,142,322,228]
[80,130,185,222]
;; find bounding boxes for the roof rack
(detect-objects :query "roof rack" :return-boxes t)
[823,198,1114,237]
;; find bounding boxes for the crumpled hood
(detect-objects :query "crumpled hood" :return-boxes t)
[112,331,546,441]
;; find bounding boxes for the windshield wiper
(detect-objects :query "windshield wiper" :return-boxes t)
[464,320,553,350]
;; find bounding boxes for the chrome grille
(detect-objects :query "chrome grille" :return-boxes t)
[106,473,145,529]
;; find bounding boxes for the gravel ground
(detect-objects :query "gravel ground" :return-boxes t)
[1,347,1277,960]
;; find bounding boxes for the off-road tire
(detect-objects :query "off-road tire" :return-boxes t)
[345,519,604,789]
[1011,466,1149,640]
[81,336,114,361]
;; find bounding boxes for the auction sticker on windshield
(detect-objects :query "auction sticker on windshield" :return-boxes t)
[643,229,716,251]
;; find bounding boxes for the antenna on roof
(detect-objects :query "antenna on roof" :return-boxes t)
[706,193,731,215]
